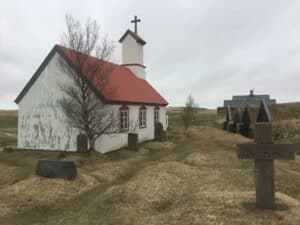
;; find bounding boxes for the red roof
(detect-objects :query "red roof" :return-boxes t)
[58,45,167,106]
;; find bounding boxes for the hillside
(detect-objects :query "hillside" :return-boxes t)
[0,106,299,224]
[0,110,17,148]
[269,102,300,120]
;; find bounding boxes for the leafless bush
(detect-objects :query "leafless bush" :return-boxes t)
[57,14,118,151]
[181,94,198,129]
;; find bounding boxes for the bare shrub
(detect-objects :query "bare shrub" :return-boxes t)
[57,14,118,151]
[181,94,198,129]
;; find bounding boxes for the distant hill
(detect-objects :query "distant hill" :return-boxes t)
[269,102,300,120]
[167,107,208,112]
[0,110,17,147]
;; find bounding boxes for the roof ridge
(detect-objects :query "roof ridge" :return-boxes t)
[56,44,120,67]
[118,29,146,45]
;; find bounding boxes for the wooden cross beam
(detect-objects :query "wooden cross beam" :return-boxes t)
[131,15,141,34]
[236,102,296,209]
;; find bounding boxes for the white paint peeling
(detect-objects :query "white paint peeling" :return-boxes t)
[17,53,167,153]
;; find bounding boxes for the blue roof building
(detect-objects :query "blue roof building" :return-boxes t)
[224,90,276,107]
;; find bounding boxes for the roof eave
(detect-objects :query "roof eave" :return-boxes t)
[119,29,146,45]
[15,45,59,104]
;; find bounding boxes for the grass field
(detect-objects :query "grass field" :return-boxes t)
[0,110,17,148]
[0,106,299,225]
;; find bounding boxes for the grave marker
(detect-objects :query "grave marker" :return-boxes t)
[77,134,88,152]
[236,101,296,209]
[240,105,258,138]
[154,122,166,142]
[257,100,272,123]
[233,108,242,133]
[223,106,232,130]
[128,133,138,150]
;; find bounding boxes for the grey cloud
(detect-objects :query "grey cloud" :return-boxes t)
[0,0,300,109]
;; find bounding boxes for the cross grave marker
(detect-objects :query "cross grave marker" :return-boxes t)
[236,101,296,209]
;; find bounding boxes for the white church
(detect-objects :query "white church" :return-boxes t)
[15,19,168,153]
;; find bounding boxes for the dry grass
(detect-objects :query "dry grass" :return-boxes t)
[0,109,300,224]
[0,173,98,217]
[0,110,17,149]
[144,141,176,151]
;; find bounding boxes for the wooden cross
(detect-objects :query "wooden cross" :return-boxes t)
[131,15,141,34]
[236,101,296,209]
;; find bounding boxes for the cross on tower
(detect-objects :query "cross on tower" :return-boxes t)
[131,16,141,34]
[237,101,296,209]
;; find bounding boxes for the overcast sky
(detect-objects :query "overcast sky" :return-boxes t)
[1,0,300,109]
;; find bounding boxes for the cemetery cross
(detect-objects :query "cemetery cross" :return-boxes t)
[236,101,296,209]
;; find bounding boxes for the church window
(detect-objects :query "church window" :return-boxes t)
[119,106,129,131]
[154,106,160,123]
[139,106,147,128]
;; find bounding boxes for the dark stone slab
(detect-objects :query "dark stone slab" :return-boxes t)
[241,106,251,137]
[36,160,77,180]
[242,105,252,124]
[234,109,242,124]
[3,147,13,153]
[223,106,232,130]
[240,123,251,137]
[255,159,275,209]
[128,133,138,150]
[223,122,228,130]
[227,122,235,132]
[257,100,272,123]
[77,134,88,152]
[225,106,232,123]
[240,105,259,138]
[155,122,166,142]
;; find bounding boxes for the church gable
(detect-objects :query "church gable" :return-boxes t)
[15,46,58,104]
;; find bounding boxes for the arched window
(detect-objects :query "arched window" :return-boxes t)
[119,105,129,132]
[139,106,147,128]
[154,106,160,123]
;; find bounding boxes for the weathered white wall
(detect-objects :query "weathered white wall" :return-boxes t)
[125,65,146,80]
[95,105,167,153]
[122,34,143,65]
[18,53,80,151]
[17,52,167,153]
[121,34,145,79]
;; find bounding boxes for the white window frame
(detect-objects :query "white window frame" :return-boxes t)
[139,106,147,128]
[119,106,129,132]
[154,106,160,123]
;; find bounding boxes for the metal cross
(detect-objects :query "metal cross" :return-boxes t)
[131,16,141,34]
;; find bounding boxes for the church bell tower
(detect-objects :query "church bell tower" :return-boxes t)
[119,16,146,79]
